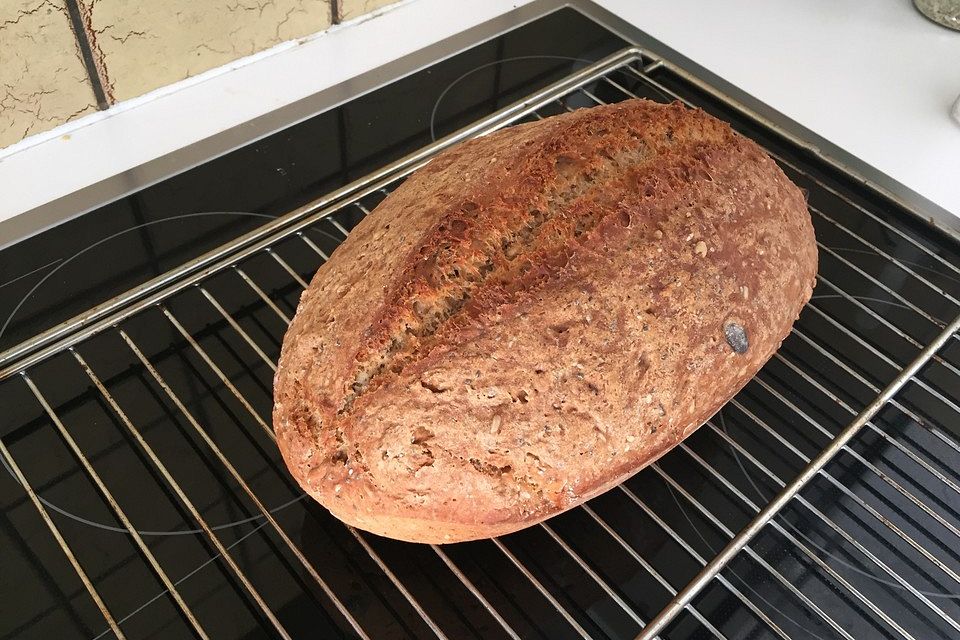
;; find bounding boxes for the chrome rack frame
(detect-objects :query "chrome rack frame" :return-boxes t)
[2,43,959,640]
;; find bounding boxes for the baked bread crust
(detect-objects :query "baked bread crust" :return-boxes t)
[273,99,817,543]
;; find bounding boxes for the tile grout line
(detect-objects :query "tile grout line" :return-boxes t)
[330,0,342,24]
[63,0,112,109]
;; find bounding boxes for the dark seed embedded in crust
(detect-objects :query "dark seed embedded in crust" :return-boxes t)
[724,322,749,354]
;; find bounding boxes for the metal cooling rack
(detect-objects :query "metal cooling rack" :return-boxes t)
[2,47,960,640]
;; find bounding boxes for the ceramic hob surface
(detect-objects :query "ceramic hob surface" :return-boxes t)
[2,7,960,640]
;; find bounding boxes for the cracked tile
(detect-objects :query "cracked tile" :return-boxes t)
[0,0,97,149]
[339,0,400,22]
[77,0,333,101]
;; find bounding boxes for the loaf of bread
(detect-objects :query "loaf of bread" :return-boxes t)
[273,99,817,544]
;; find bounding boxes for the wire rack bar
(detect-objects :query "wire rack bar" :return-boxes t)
[538,522,646,627]
[783,326,959,461]
[686,428,925,639]
[233,266,292,323]
[296,231,331,261]
[0,438,126,639]
[731,389,960,548]
[816,242,952,335]
[785,283,960,477]
[117,328,371,639]
[491,538,593,639]
[69,348,294,639]
[649,461,856,640]
[20,374,209,640]
[198,287,276,369]
[615,489,791,640]
[350,527,450,639]
[752,369,959,497]
[580,504,743,639]
[160,301,457,638]
[789,313,960,488]
[159,305,272,433]
[267,250,310,289]
[636,310,960,639]
[729,386,960,583]
[702,416,959,635]
[812,206,959,309]
[430,546,524,640]
[812,274,960,380]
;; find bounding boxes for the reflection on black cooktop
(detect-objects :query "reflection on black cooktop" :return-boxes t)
[0,8,627,354]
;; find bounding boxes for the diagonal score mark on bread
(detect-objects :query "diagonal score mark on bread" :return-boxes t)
[340,129,656,418]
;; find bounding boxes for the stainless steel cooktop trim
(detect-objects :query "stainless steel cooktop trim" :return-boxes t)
[4,0,957,247]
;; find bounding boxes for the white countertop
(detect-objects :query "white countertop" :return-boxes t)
[2,0,959,244]
[599,0,960,222]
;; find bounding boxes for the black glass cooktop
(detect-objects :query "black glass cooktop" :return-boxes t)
[0,9,627,355]
[4,5,960,640]
[0,8,627,640]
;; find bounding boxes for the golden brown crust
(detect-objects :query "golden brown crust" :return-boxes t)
[273,99,817,544]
